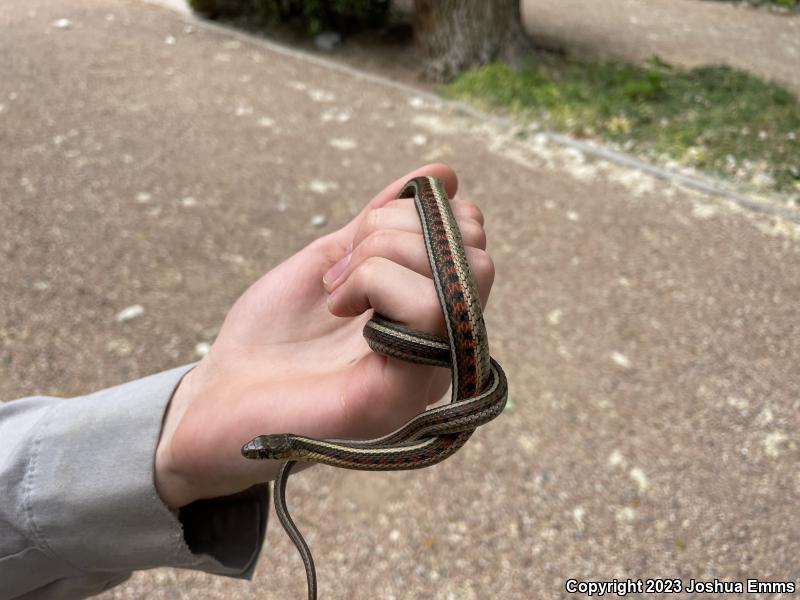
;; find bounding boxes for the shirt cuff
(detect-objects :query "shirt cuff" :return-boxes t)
[27,365,268,577]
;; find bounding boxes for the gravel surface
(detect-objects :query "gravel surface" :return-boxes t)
[1,0,798,598]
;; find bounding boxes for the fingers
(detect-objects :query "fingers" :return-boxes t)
[324,230,495,309]
[325,186,494,327]
[327,245,495,330]
[325,166,494,421]
[328,258,443,333]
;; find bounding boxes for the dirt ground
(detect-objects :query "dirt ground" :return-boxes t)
[1,0,799,598]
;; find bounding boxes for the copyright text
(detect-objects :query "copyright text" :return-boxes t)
[565,578,795,596]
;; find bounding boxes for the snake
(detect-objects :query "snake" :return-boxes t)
[241,176,508,600]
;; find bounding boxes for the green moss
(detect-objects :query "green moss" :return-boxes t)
[445,55,800,196]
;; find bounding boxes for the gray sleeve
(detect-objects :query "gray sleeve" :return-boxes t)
[0,365,269,600]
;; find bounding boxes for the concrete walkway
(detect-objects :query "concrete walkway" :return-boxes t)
[1,0,798,598]
[522,0,800,96]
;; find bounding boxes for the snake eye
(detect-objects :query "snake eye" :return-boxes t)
[263,434,294,459]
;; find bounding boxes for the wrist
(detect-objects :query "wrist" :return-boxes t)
[155,367,198,509]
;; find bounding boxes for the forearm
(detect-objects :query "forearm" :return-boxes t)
[0,366,267,600]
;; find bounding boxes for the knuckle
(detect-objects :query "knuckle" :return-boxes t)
[352,256,385,287]
[359,229,391,259]
[363,208,383,236]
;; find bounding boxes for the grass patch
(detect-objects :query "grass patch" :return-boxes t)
[445,55,800,198]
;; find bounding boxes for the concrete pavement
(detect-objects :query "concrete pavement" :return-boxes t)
[1,0,798,598]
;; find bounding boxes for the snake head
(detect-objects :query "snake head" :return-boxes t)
[241,434,295,460]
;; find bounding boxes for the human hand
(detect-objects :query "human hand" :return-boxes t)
[154,164,495,508]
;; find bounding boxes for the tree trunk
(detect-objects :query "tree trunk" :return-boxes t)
[413,0,532,82]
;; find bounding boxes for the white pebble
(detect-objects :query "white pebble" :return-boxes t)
[116,304,145,323]
[107,338,133,357]
[611,351,632,369]
[565,147,585,163]
[310,214,327,228]
[181,196,197,207]
[389,529,401,542]
[308,180,338,194]
[756,407,774,426]
[320,109,351,123]
[629,467,649,492]
[258,117,275,128]
[750,172,775,188]
[608,449,625,467]
[53,18,72,29]
[329,138,357,151]
[411,134,428,146]
[573,506,586,527]
[727,396,748,411]
[136,192,152,203]
[309,89,335,103]
[547,309,563,325]
[195,342,211,357]
[616,507,636,522]
[164,35,176,45]
[763,431,788,458]
[517,433,537,454]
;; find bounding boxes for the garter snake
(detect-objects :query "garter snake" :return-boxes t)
[242,176,508,599]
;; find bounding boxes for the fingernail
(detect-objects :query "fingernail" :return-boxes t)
[323,251,351,286]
